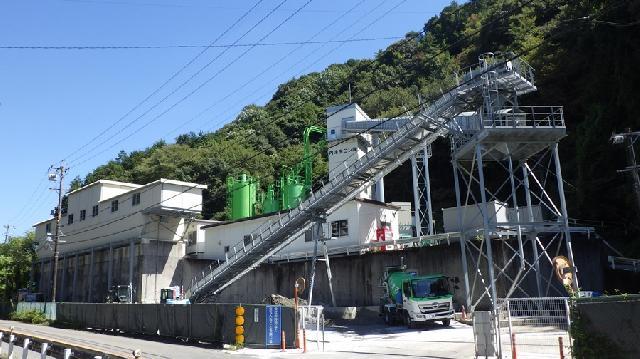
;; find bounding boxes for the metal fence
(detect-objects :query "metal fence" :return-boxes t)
[13,302,295,347]
[498,297,572,359]
[298,305,325,352]
[16,302,57,321]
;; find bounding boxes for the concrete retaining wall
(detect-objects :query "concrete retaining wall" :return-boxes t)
[36,233,605,308]
[574,296,640,358]
[37,241,213,303]
[214,236,605,310]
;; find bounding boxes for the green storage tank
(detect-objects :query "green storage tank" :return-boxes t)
[281,173,304,210]
[262,184,280,214]
[227,174,258,220]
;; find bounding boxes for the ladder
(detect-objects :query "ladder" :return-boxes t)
[187,56,537,302]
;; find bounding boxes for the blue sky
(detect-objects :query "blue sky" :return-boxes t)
[0,0,454,236]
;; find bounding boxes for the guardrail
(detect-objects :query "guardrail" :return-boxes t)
[0,326,137,359]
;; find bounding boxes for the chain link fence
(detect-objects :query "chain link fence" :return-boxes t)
[498,297,572,358]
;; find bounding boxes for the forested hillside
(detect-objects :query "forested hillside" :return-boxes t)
[71,0,640,255]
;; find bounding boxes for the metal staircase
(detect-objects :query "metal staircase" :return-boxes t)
[187,55,537,302]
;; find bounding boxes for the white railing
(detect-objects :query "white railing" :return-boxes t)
[497,297,572,359]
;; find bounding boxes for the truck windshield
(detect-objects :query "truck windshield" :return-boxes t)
[411,277,450,298]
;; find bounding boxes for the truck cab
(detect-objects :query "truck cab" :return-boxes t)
[381,266,455,328]
[160,286,190,304]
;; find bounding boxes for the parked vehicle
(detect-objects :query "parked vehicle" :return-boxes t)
[106,284,133,303]
[160,286,190,304]
[380,265,454,328]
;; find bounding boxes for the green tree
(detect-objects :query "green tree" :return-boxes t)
[0,232,36,302]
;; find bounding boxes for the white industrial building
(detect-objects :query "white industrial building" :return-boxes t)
[33,178,214,303]
[195,199,403,261]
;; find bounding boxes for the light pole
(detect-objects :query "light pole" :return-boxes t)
[611,129,640,213]
[49,164,66,302]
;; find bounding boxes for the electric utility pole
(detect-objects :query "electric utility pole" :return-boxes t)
[49,164,67,302]
[3,224,10,243]
[611,129,640,213]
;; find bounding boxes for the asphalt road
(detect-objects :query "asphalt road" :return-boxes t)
[0,319,476,358]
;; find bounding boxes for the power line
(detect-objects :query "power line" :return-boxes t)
[61,0,441,15]
[193,0,401,135]
[165,0,373,137]
[60,0,267,164]
[67,0,315,170]
[0,37,404,50]
[64,0,295,168]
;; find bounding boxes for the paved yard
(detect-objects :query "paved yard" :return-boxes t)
[1,319,475,358]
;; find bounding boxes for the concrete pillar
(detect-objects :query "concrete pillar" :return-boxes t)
[88,248,94,302]
[107,244,114,290]
[39,260,45,294]
[72,253,78,302]
[129,239,135,302]
[60,256,67,302]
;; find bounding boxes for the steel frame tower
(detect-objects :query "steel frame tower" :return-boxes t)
[448,53,590,356]
[411,144,435,236]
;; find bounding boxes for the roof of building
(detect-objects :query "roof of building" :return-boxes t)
[354,197,401,210]
[33,178,207,227]
[32,217,56,227]
[67,179,142,197]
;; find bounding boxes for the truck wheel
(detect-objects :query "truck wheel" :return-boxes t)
[442,319,451,327]
[405,313,414,329]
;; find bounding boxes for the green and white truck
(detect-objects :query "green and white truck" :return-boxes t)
[380,266,455,328]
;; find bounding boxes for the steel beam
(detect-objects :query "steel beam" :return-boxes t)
[452,161,471,310]
[552,143,580,291]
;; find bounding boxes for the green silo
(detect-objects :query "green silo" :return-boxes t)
[227,174,258,220]
[262,184,280,214]
[281,173,305,210]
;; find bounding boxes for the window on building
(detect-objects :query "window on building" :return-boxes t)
[67,214,74,225]
[92,205,99,217]
[224,246,230,253]
[111,200,119,212]
[45,223,51,234]
[331,220,348,238]
[80,209,86,221]
[132,192,140,206]
[305,230,312,242]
